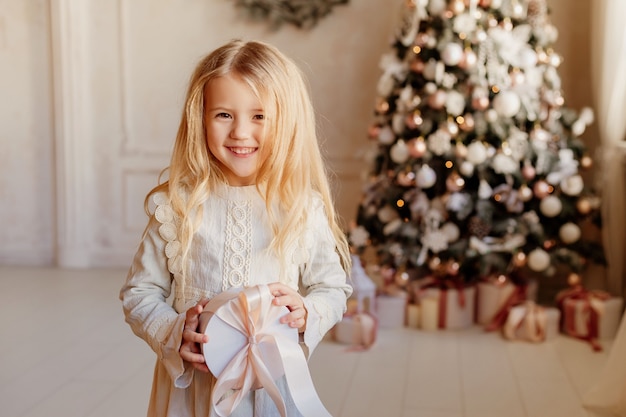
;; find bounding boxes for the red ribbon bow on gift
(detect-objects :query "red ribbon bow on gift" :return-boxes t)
[484,278,530,332]
[200,284,332,417]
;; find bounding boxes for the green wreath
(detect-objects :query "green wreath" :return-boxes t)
[233,0,349,29]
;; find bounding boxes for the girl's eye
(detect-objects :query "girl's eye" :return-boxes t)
[216,112,231,119]
[253,114,264,120]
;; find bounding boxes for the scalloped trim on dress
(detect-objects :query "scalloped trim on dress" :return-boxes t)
[153,193,182,276]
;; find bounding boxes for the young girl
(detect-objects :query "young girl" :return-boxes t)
[120,39,352,417]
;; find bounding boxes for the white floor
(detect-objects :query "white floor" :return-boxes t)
[0,266,617,417]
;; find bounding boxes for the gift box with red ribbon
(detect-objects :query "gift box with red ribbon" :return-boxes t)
[556,286,624,351]
[415,277,476,330]
[198,284,332,417]
[502,301,560,342]
[476,275,538,330]
[333,312,377,350]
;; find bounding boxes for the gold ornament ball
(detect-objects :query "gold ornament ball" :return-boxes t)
[522,165,536,181]
[543,239,556,250]
[446,172,465,192]
[567,273,581,287]
[533,180,551,199]
[518,184,533,202]
[376,99,389,114]
[410,59,425,73]
[395,270,410,287]
[428,256,442,271]
[577,197,592,214]
[513,251,527,268]
[408,137,427,158]
[368,125,380,139]
[428,90,447,110]
[471,96,490,111]
[447,261,460,276]
[459,114,475,131]
[581,155,593,169]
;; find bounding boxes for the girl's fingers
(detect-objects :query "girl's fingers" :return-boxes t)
[183,328,209,344]
[180,349,205,364]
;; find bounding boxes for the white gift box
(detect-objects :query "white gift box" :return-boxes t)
[375,293,408,328]
[418,285,476,330]
[560,294,624,340]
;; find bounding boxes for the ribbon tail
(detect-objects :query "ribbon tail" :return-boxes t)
[485,286,526,332]
[275,335,333,417]
[211,351,255,417]
[249,343,288,417]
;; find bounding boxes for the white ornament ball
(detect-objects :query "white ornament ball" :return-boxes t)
[378,126,395,145]
[445,90,466,117]
[493,91,521,118]
[441,43,464,66]
[528,248,551,272]
[559,222,581,244]
[561,175,584,196]
[378,205,398,223]
[540,195,563,217]
[485,109,499,123]
[460,161,475,176]
[466,142,488,165]
[519,49,538,69]
[390,140,410,164]
[423,61,440,81]
[441,222,460,242]
[428,0,447,16]
[416,165,437,188]
[478,179,493,200]
[424,82,437,95]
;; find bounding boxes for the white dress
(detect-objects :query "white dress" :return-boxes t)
[120,184,352,417]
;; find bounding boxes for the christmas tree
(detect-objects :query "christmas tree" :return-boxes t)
[349,0,605,302]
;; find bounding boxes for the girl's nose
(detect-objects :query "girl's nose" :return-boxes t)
[230,120,252,140]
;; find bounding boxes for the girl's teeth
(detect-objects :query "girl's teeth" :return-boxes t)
[232,148,254,154]
[233,148,254,155]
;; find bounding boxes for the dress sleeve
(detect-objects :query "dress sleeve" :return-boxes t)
[119,214,193,388]
[299,197,353,355]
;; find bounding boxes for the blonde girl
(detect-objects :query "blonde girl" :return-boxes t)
[120,39,352,417]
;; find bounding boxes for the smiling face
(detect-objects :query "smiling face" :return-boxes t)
[204,73,267,186]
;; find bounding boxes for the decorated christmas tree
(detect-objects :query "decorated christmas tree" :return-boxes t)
[349,0,605,302]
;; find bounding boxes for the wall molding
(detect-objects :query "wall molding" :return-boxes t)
[50,0,94,267]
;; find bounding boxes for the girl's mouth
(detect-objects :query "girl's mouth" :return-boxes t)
[228,147,257,155]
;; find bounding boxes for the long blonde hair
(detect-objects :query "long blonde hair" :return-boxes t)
[145,39,351,284]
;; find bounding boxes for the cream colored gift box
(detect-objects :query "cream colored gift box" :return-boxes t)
[418,286,476,330]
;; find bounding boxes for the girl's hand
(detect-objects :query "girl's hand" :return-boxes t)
[179,299,210,373]
[268,282,308,333]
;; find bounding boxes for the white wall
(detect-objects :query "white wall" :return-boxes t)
[0,0,55,265]
[0,0,598,268]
